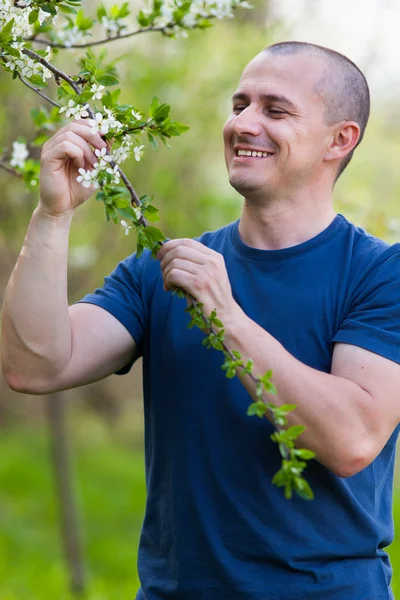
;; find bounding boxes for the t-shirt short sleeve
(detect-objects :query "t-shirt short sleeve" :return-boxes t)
[333,249,400,364]
[77,250,152,372]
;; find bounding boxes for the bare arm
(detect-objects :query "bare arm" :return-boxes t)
[1,122,136,394]
[157,238,400,478]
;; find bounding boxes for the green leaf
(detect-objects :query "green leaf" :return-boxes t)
[28,75,48,89]
[284,481,293,500]
[117,2,131,18]
[149,96,159,118]
[168,121,190,136]
[29,9,39,24]
[154,103,170,122]
[41,3,57,16]
[137,10,151,27]
[247,403,259,416]
[147,132,158,150]
[97,4,107,20]
[76,8,93,31]
[97,74,119,86]
[294,477,314,500]
[286,425,306,440]
[58,5,78,14]
[294,448,316,460]
[144,226,166,243]
[279,404,297,414]
[0,18,15,44]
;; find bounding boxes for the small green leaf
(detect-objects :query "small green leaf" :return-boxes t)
[247,403,259,416]
[0,17,15,44]
[29,9,39,24]
[294,448,316,460]
[97,74,119,86]
[286,425,306,439]
[97,4,107,20]
[279,404,297,414]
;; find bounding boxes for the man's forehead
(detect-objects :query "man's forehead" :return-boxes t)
[237,51,326,102]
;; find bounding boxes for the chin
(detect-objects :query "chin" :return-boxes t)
[229,173,269,198]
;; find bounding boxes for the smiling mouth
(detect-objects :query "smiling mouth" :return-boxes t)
[235,149,273,158]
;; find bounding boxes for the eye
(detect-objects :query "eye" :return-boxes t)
[232,105,247,114]
[268,109,286,117]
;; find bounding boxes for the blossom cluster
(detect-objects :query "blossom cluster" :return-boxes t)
[75,135,144,192]
[0,0,51,40]
[55,25,90,48]
[10,140,29,169]
[142,0,251,32]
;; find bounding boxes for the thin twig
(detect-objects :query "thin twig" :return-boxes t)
[17,72,61,108]
[0,161,20,177]
[27,26,168,49]
[22,47,81,95]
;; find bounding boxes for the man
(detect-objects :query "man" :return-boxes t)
[2,41,400,599]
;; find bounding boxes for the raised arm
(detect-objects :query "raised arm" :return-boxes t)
[1,122,137,394]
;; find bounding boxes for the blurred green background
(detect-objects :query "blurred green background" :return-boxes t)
[1,0,400,598]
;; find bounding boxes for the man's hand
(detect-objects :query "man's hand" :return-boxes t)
[157,238,242,322]
[39,120,107,217]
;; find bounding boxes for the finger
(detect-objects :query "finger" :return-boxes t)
[42,131,100,169]
[42,139,89,172]
[164,268,197,294]
[162,258,201,283]
[157,238,214,260]
[43,121,107,154]
[160,245,208,271]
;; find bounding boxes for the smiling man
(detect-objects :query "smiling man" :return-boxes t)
[2,42,400,599]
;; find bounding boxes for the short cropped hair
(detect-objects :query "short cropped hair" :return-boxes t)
[264,41,370,179]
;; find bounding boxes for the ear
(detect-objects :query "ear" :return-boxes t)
[324,121,360,163]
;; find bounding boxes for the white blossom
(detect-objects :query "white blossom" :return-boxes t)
[106,164,120,184]
[112,137,133,164]
[55,25,89,47]
[10,140,28,169]
[88,111,122,135]
[134,145,145,162]
[75,104,90,119]
[94,147,113,169]
[59,100,89,119]
[120,220,132,235]
[76,167,99,189]
[131,109,143,121]
[88,112,109,135]
[91,84,105,100]
[101,15,125,36]
[133,206,142,221]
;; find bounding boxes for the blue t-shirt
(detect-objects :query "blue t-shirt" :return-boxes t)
[80,214,400,600]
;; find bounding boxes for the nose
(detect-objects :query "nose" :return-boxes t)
[230,106,263,137]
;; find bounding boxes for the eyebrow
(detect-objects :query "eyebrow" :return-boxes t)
[232,92,298,111]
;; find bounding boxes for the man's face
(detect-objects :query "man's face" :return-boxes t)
[223,52,334,199]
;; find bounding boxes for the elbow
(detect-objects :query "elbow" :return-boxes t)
[329,444,374,479]
[2,365,49,395]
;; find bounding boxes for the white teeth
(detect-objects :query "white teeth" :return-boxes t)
[236,149,272,158]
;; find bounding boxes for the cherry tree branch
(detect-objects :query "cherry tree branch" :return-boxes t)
[16,72,61,108]
[0,160,20,176]
[22,47,81,95]
[28,26,168,49]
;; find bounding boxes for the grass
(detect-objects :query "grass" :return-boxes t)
[0,416,399,599]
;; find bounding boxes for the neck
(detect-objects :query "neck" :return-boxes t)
[238,191,336,251]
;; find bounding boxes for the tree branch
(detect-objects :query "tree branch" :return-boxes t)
[0,161,20,177]
[27,26,168,49]
[22,47,81,95]
[16,72,61,108]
